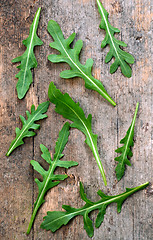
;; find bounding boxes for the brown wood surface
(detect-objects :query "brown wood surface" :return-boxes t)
[0,0,153,239]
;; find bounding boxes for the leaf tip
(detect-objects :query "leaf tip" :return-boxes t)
[80,181,84,189]
[35,7,41,17]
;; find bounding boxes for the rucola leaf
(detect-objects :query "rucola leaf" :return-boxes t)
[27,122,78,234]
[47,20,116,107]
[6,101,49,156]
[115,103,139,181]
[96,0,135,78]
[12,8,43,99]
[48,82,107,185]
[41,181,149,238]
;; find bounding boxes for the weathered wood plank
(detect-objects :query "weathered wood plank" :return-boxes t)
[0,1,37,239]
[0,0,152,239]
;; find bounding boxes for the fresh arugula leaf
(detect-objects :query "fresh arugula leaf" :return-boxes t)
[96,0,135,78]
[27,122,78,234]
[115,103,139,181]
[41,181,149,238]
[6,101,49,156]
[12,8,43,99]
[48,82,107,185]
[47,20,116,107]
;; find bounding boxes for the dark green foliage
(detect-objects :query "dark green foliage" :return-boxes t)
[115,103,139,180]
[48,82,107,185]
[41,181,149,238]
[47,20,116,106]
[12,8,43,99]
[6,101,50,156]
[27,122,78,234]
[96,0,134,77]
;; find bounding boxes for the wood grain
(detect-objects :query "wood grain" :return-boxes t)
[0,0,152,239]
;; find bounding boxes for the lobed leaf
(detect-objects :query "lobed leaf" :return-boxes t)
[6,101,50,156]
[96,0,135,78]
[48,82,107,185]
[47,20,116,106]
[115,103,139,181]
[27,122,78,234]
[12,8,43,99]
[41,181,149,238]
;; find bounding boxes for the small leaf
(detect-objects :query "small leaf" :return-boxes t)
[96,0,135,78]
[56,161,78,169]
[115,103,139,181]
[27,123,78,235]
[41,181,149,238]
[12,8,43,99]
[47,20,116,106]
[31,160,47,178]
[83,212,94,238]
[6,101,50,156]
[48,82,107,185]
[40,144,52,164]
[41,211,75,232]
[95,205,106,228]
[51,174,68,181]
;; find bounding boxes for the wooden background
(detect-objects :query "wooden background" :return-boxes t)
[0,0,153,239]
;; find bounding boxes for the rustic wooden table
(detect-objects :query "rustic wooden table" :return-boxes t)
[0,0,153,239]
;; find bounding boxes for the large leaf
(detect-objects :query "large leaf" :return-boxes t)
[27,122,78,234]
[41,181,149,238]
[96,0,135,78]
[12,8,43,99]
[47,20,116,107]
[115,102,139,181]
[6,101,49,156]
[48,82,107,185]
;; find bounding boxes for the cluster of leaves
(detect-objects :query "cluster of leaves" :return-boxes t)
[12,2,135,101]
[48,82,107,186]
[47,20,116,107]
[27,122,78,234]
[7,4,149,239]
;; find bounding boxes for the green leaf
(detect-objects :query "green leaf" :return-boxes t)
[47,20,116,107]
[41,181,149,238]
[12,8,43,99]
[115,103,139,181]
[48,82,107,186]
[96,0,135,78]
[83,211,94,238]
[27,122,78,234]
[6,101,50,156]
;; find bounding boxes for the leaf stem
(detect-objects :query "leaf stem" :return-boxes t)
[133,102,139,123]
[26,204,38,235]
[92,147,107,186]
